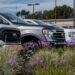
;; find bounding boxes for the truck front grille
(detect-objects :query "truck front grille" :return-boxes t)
[53,31,65,42]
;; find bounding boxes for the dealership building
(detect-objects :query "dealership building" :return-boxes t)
[43,19,74,28]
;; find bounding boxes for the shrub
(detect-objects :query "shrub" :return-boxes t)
[0,47,23,75]
[24,47,75,75]
[1,44,75,75]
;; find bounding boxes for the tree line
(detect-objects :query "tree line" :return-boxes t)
[16,5,73,19]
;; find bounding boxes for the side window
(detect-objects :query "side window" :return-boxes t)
[0,17,9,25]
[26,21,34,24]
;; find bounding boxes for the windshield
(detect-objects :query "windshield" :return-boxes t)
[1,13,27,25]
[33,20,63,29]
[33,20,46,25]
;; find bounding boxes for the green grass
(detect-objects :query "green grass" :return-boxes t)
[25,47,75,75]
[0,46,23,75]
[0,46,75,75]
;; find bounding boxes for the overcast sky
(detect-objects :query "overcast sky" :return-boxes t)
[0,0,73,14]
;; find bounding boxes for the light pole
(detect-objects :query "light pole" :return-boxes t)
[55,0,57,23]
[74,0,75,28]
[28,3,40,18]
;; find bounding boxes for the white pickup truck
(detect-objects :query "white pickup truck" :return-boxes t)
[63,29,75,45]
[24,19,75,45]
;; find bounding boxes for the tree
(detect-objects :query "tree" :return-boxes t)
[16,11,21,16]
[16,10,30,19]
[16,5,73,19]
[53,5,73,19]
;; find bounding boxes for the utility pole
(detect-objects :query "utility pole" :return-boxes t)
[55,0,57,24]
[28,3,40,18]
[74,0,75,28]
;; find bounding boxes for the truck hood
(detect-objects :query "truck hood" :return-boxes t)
[16,24,64,31]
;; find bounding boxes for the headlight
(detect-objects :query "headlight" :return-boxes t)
[43,29,49,35]
[68,32,75,39]
[43,29,53,35]
[43,29,53,40]
[68,32,73,37]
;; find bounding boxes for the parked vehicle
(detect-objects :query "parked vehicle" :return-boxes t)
[24,19,47,25]
[24,19,75,45]
[46,24,75,45]
[63,29,75,45]
[0,13,65,47]
[0,23,20,45]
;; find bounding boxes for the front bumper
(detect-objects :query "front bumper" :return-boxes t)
[50,41,66,46]
[40,41,66,47]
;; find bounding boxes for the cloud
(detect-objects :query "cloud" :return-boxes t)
[0,0,53,4]
[17,2,55,13]
[0,1,54,13]
[57,0,73,7]
[0,4,26,8]
[0,0,73,14]
[0,0,17,4]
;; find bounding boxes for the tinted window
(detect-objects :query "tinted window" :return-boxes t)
[1,13,28,25]
[33,20,46,25]
[26,21,34,24]
[0,17,9,25]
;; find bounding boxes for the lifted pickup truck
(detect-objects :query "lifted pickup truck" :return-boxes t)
[0,13,65,47]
